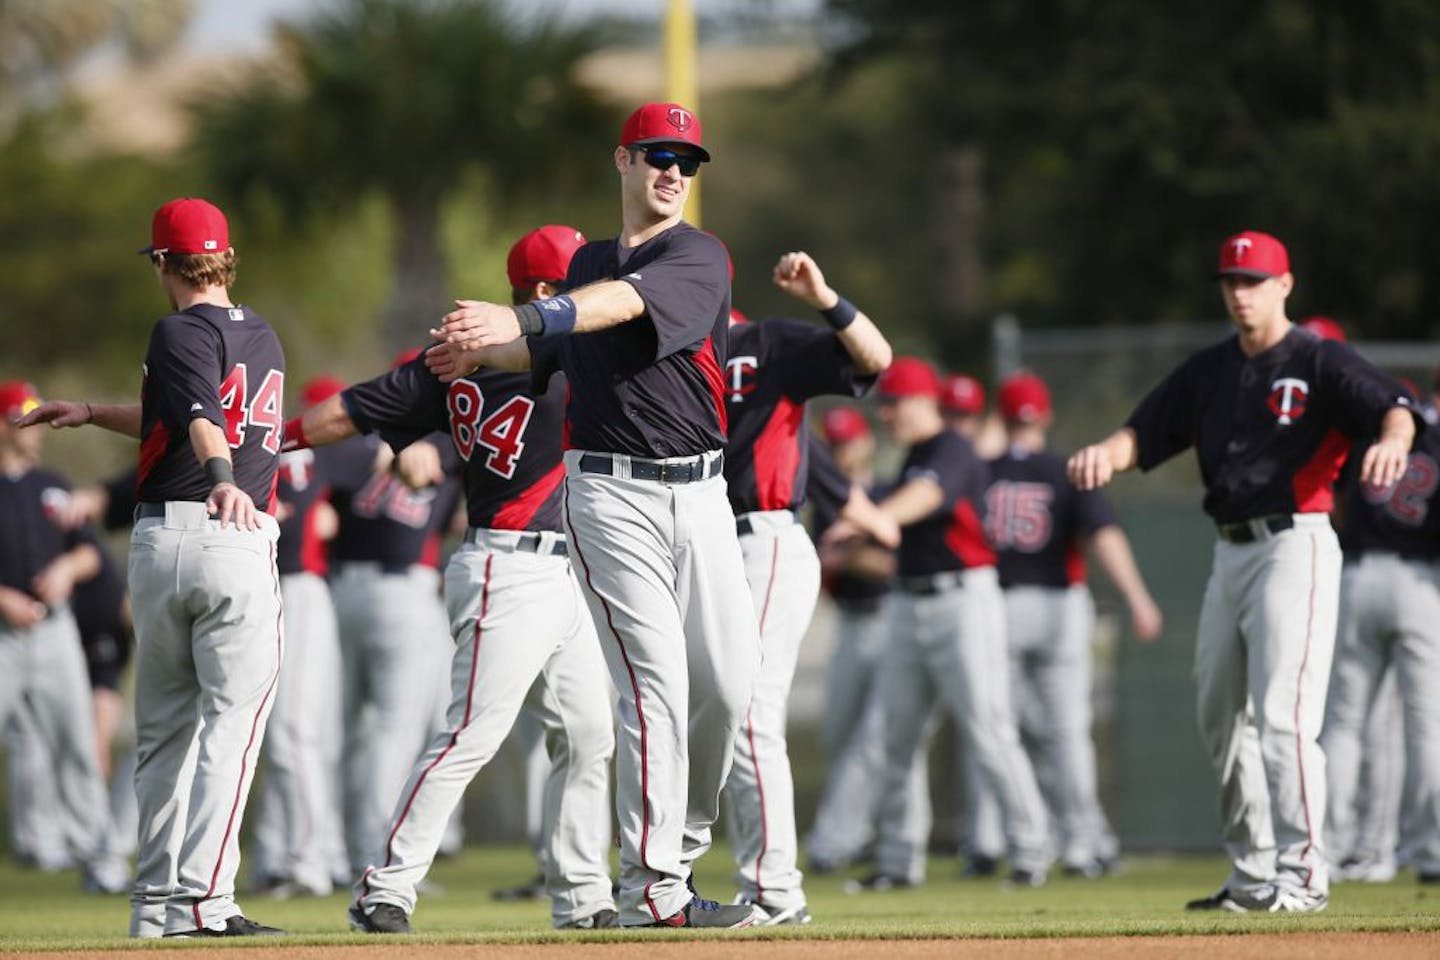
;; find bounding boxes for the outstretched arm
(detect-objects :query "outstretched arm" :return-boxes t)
[1088,525,1163,642]
[1066,428,1139,490]
[773,252,892,375]
[18,401,142,439]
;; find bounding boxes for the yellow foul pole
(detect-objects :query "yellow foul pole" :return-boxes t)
[665,0,700,226]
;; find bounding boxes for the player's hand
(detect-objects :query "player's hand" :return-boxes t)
[0,586,46,629]
[1067,444,1115,490]
[772,251,837,310]
[30,558,77,607]
[1359,437,1410,491]
[15,400,91,430]
[207,482,258,531]
[396,441,444,489]
[424,342,485,384]
[431,300,521,351]
[1130,595,1164,644]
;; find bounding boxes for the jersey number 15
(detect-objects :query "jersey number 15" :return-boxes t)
[447,382,534,479]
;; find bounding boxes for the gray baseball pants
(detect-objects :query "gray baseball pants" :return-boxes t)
[561,449,762,926]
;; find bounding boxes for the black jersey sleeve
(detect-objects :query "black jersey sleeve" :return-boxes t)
[342,355,448,452]
[145,314,225,434]
[1316,340,1415,440]
[770,319,874,401]
[805,432,853,519]
[619,229,728,361]
[1126,356,1200,472]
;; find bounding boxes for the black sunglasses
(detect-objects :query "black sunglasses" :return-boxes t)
[637,147,703,177]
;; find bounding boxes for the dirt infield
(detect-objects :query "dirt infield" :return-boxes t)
[17,933,1440,960]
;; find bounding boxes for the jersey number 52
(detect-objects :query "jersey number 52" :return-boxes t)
[446,382,534,479]
[219,364,284,455]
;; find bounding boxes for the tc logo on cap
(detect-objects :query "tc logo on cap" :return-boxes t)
[668,108,693,133]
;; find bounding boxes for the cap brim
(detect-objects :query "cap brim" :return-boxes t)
[628,137,711,162]
[1216,267,1278,279]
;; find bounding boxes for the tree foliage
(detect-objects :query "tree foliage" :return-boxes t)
[824,0,1440,337]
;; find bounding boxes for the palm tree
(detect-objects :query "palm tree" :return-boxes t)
[193,0,615,353]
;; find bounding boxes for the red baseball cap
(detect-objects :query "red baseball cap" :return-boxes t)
[1216,230,1289,279]
[620,102,710,162]
[821,406,870,445]
[998,372,1051,424]
[940,374,985,415]
[876,357,941,399]
[140,197,230,256]
[300,375,345,408]
[0,381,40,420]
[1299,315,1346,342]
[506,225,586,290]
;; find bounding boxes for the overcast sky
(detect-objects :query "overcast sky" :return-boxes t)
[184,0,825,53]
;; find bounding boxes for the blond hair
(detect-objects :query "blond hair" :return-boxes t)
[160,249,237,289]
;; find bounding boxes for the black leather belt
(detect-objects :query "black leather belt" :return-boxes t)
[463,528,568,557]
[899,571,966,595]
[1215,514,1294,544]
[578,452,722,484]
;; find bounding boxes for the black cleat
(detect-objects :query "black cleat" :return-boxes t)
[559,908,619,929]
[348,902,411,933]
[164,915,284,937]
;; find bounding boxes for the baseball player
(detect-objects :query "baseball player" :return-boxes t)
[719,253,894,924]
[1323,417,1440,886]
[427,102,763,929]
[247,374,346,898]
[979,371,1163,877]
[23,198,288,936]
[288,225,618,932]
[1067,230,1417,913]
[842,357,1052,891]
[0,381,111,884]
[322,390,462,880]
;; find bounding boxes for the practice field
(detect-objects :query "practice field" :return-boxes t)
[3,847,1438,956]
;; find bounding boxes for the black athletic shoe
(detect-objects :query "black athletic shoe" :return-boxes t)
[491,873,547,902]
[164,915,285,937]
[843,872,915,894]
[963,854,1000,878]
[559,908,619,929]
[642,896,759,928]
[1185,887,1233,910]
[348,902,412,934]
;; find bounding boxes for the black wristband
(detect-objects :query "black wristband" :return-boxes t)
[513,302,544,336]
[820,296,858,330]
[204,457,235,487]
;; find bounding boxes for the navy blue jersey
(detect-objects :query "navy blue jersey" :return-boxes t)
[1338,425,1440,560]
[895,430,995,577]
[274,449,331,576]
[325,434,463,570]
[344,358,567,533]
[529,223,729,458]
[723,318,873,514]
[986,447,1116,589]
[137,303,286,509]
[1126,328,1410,523]
[0,468,97,600]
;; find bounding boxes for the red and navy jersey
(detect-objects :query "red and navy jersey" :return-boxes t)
[324,434,463,571]
[343,358,566,533]
[1126,328,1410,523]
[136,304,286,509]
[1338,426,1440,560]
[895,430,995,577]
[0,467,98,600]
[986,447,1116,589]
[274,449,331,577]
[529,223,729,458]
[723,318,873,514]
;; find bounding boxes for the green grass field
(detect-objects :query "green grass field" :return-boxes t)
[3,846,1440,951]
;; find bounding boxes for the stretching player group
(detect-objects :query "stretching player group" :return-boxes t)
[3,98,1438,937]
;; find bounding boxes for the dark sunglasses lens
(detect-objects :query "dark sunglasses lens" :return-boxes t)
[644,149,700,176]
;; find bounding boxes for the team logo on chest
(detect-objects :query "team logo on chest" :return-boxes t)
[726,355,758,402]
[1267,377,1309,425]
